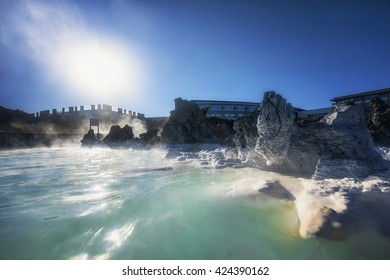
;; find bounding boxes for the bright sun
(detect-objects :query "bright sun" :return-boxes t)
[53,37,144,101]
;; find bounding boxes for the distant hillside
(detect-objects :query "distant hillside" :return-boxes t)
[0,106,36,133]
[0,105,87,148]
[0,105,165,149]
[0,106,34,122]
[0,105,89,134]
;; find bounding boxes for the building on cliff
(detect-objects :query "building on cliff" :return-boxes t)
[192,96,306,120]
[191,100,261,120]
[36,104,145,120]
[331,88,390,106]
[296,107,333,118]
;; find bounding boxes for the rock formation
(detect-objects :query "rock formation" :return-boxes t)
[237,92,390,239]
[233,91,388,178]
[255,92,297,166]
[102,124,134,147]
[161,98,211,144]
[290,102,385,178]
[80,129,98,147]
[80,124,136,148]
[161,98,234,144]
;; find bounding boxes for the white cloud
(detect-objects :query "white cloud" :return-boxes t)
[10,0,84,64]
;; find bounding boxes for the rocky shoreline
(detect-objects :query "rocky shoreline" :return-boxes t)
[2,93,390,239]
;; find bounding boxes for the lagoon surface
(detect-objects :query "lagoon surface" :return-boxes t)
[0,147,389,259]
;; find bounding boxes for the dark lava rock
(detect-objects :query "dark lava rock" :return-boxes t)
[102,124,134,147]
[161,98,234,144]
[80,129,98,147]
[368,97,390,146]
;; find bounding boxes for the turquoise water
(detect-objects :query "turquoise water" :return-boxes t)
[0,147,389,259]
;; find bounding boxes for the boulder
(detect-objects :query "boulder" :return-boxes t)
[80,129,98,147]
[102,124,134,147]
[161,98,234,144]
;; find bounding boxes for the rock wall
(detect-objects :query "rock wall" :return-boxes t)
[102,124,134,148]
[368,97,390,146]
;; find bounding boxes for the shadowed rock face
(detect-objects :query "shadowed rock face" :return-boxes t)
[0,105,90,148]
[80,125,135,148]
[102,125,134,147]
[161,98,234,144]
[233,109,259,151]
[80,129,98,147]
[161,98,212,144]
[368,97,390,146]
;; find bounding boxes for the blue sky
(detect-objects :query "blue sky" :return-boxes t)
[1,0,390,117]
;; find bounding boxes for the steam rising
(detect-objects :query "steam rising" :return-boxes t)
[1,120,148,151]
[98,116,147,138]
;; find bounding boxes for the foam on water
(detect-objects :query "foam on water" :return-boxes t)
[1,146,390,259]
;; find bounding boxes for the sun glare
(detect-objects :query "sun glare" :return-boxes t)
[53,37,145,101]
[7,0,148,104]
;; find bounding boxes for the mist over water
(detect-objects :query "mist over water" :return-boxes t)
[0,146,389,259]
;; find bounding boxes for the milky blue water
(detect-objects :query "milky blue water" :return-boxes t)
[0,147,389,259]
